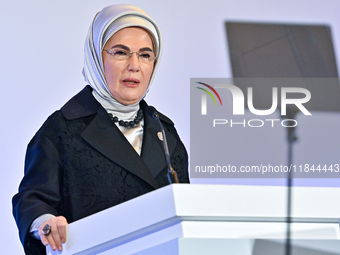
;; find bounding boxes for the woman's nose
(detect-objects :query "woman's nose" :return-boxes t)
[127,53,140,72]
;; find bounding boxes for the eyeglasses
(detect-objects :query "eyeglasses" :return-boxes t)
[104,48,156,64]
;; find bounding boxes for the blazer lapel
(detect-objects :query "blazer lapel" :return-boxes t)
[81,107,159,189]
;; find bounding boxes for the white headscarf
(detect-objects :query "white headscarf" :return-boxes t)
[83,4,163,109]
[83,5,163,155]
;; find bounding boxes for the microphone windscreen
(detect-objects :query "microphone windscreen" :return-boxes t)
[146,106,158,119]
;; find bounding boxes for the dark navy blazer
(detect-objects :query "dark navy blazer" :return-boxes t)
[12,86,189,255]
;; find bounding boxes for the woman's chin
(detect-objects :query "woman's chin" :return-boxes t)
[117,96,142,105]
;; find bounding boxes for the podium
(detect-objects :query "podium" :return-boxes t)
[47,184,340,255]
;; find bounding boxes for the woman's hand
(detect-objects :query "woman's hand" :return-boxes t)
[39,216,68,252]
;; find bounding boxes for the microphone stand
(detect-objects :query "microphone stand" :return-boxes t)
[156,118,179,184]
[283,105,298,255]
[147,106,179,184]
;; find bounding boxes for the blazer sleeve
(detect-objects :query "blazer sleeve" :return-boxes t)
[168,124,190,183]
[12,133,62,255]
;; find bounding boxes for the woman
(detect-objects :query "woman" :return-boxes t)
[12,4,189,255]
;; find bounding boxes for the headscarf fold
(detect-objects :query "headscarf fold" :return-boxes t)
[83,4,163,106]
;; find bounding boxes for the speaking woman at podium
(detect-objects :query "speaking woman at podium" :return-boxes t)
[12,4,189,254]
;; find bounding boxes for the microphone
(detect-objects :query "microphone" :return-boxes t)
[146,106,179,184]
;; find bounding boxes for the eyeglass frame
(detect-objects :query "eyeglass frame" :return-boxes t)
[103,48,156,64]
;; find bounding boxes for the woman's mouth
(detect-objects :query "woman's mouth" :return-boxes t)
[122,78,140,87]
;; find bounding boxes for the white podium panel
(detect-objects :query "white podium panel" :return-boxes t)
[132,239,340,255]
[46,184,340,255]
